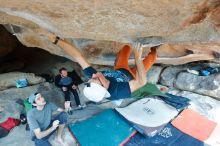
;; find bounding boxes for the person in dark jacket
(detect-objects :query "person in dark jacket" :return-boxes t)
[55,68,85,110]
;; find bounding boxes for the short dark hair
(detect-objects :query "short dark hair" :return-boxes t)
[34,92,39,96]
[32,92,39,107]
[33,92,39,104]
[85,82,91,87]
[59,67,67,73]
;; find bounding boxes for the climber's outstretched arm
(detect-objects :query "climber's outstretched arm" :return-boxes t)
[43,31,90,69]
[134,43,147,85]
[129,43,147,92]
[56,38,90,69]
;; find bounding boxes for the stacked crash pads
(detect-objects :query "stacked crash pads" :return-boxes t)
[125,123,205,146]
[124,108,220,146]
[116,97,179,136]
[68,83,219,146]
[171,109,220,146]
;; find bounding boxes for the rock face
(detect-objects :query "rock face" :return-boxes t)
[0,72,45,90]
[159,63,220,99]
[0,25,17,58]
[147,66,164,84]
[0,0,219,42]
[159,66,187,87]
[0,0,220,65]
[175,72,220,98]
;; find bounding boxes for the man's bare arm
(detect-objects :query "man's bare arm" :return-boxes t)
[129,43,147,92]
[34,127,56,139]
[133,43,147,85]
[56,40,90,69]
[96,72,110,89]
[42,31,90,69]
[34,119,60,139]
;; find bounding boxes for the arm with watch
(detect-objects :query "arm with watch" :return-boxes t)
[45,33,91,70]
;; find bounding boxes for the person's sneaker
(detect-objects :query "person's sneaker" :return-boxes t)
[77,104,86,110]
[67,108,73,115]
[81,104,87,108]
[75,105,82,110]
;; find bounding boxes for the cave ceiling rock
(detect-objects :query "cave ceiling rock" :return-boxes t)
[0,0,220,65]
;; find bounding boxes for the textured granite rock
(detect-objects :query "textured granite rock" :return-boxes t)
[175,72,220,99]
[0,0,219,65]
[0,72,45,91]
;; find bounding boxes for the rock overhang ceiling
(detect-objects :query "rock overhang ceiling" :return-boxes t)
[0,0,220,65]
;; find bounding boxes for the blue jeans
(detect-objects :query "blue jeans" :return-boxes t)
[33,112,68,146]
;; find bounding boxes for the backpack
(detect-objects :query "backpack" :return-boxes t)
[16,78,28,88]
[24,98,32,113]
[0,118,21,132]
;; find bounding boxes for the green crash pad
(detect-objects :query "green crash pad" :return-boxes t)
[131,83,169,98]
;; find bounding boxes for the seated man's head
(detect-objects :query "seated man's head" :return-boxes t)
[59,67,68,77]
[29,93,46,107]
